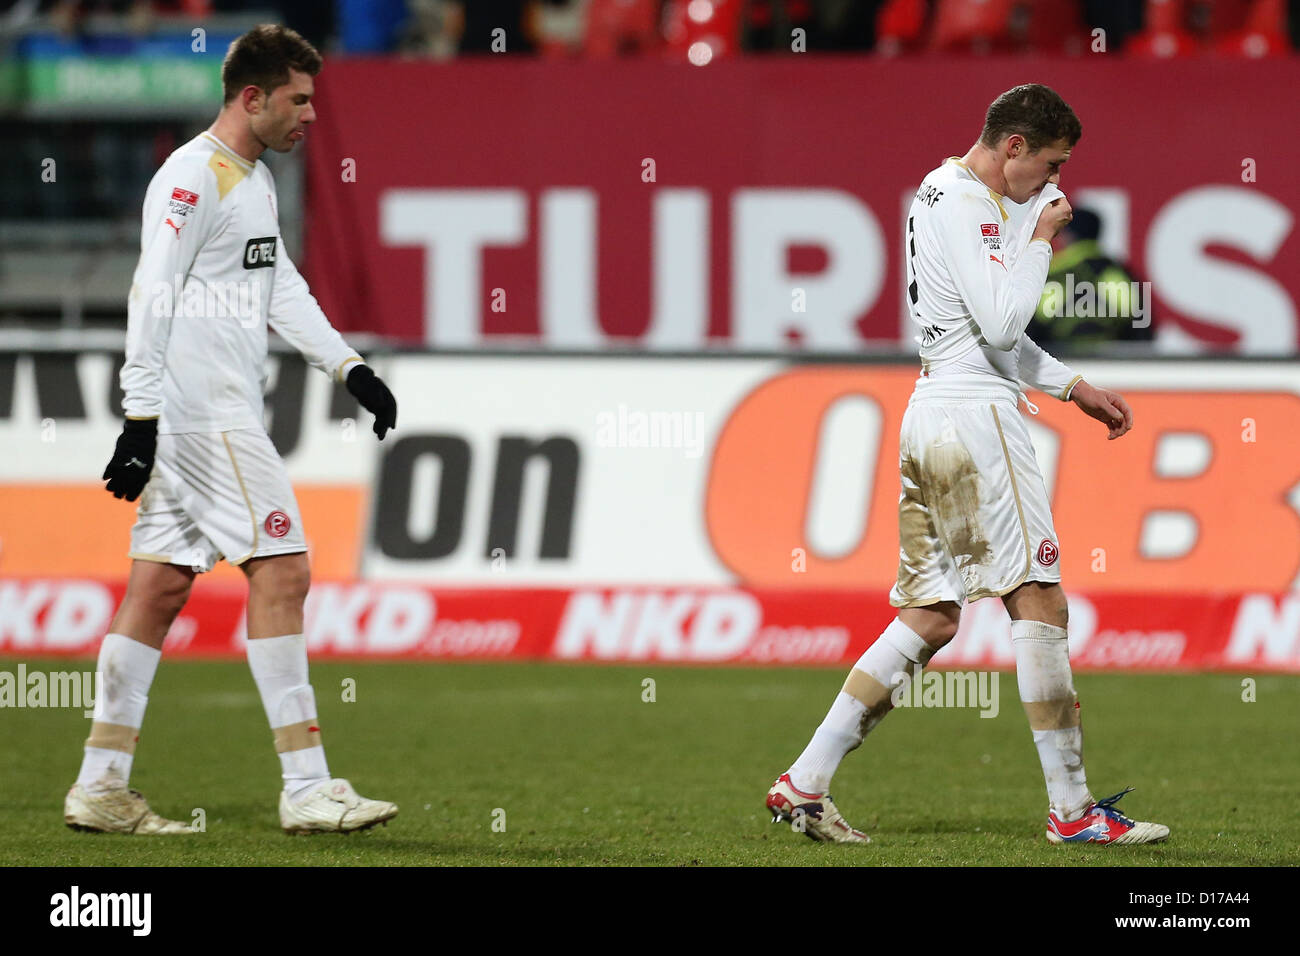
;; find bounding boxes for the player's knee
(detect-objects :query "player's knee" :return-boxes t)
[147,576,192,622]
[1006,581,1068,630]
[906,604,960,649]
[292,557,312,599]
[268,556,311,606]
[927,614,961,648]
[1042,585,1069,629]
[899,606,961,650]
[247,555,310,602]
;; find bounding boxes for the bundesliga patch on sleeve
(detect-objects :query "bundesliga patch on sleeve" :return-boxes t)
[168,187,199,217]
[980,222,1002,251]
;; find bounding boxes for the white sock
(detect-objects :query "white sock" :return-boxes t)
[787,693,865,795]
[76,633,161,793]
[788,618,935,794]
[1012,619,1092,821]
[246,634,329,800]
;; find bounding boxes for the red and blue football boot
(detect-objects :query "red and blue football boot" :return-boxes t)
[1046,787,1169,845]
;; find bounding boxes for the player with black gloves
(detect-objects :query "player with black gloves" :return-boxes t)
[343,362,398,440]
[102,418,158,501]
[102,362,396,499]
[68,25,400,837]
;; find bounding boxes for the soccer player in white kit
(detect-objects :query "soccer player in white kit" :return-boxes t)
[65,26,400,834]
[766,85,1169,846]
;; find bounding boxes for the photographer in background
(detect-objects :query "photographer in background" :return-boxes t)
[1026,207,1155,352]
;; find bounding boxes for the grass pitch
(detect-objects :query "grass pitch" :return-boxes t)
[1,659,1295,866]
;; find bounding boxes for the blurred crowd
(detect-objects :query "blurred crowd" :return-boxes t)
[2,0,1299,58]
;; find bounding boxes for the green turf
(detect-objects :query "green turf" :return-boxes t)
[1,659,1295,866]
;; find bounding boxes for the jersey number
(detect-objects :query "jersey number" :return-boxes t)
[907,215,919,307]
[908,215,942,346]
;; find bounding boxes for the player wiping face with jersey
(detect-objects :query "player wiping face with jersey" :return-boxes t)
[767,84,1166,848]
[906,158,1080,396]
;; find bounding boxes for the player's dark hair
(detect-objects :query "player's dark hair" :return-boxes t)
[222,24,322,105]
[979,84,1081,151]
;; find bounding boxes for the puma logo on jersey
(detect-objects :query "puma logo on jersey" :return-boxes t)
[243,236,278,269]
[165,218,184,238]
[989,254,1005,268]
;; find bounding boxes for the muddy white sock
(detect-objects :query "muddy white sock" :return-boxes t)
[76,633,160,793]
[1012,619,1092,821]
[246,634,329,800]
[788,618,935,793]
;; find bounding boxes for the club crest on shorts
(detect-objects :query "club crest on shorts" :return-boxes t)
[264,510,291,538]
[1036,538,1059,566]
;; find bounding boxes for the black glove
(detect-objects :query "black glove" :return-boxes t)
[346,364,397,440]
[103,418,157,501]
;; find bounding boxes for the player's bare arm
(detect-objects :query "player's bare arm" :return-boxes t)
[1071,380,1134,440]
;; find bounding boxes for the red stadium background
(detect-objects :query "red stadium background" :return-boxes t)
[304,58,1300,353]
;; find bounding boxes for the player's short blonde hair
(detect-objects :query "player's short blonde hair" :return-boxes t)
[979,84,1081,152]
[222,24,322,105]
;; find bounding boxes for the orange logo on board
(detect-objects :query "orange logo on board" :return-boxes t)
[704,367,1300,595]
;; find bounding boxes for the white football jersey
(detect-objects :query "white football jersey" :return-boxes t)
[122,131,362,433]
[904,158,1080,400]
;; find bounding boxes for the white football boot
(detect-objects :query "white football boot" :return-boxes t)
[765,773,871,844]
[64,784,195,835]
[279,778,398,834]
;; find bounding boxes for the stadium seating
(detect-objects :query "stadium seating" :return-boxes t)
[1124,0,1200,58]
[583,0,663,57]
[664,0,744,62]
[1214,0,1291,57]
[1202,0,1253,35]
[876,0,929,55]
[929,0,1021,54]
[1024,0,1093,55]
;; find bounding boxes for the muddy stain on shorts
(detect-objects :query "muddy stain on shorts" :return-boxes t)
[927,424,992,577]
[896,452,932,595]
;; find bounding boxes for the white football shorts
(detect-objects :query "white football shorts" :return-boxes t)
[889,374,1062,608]
[129,428,306,573]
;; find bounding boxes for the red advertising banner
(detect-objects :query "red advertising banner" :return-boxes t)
[2,578,1296,672]
[303,58,1300,353]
